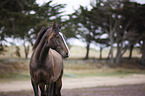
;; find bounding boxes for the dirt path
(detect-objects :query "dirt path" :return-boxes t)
[0,74,145,92]
[62,84,145,96]
[0,84,145,96]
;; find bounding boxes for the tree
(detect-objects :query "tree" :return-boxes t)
[0,0,65,58]
[0,0,38,56]
[22,1,65,58]
[62,15,79,39]
[68,1,115,60]
[118,1,145,66]
[87,0,121,66]
[63,7,95,59]
[72,6,108,59]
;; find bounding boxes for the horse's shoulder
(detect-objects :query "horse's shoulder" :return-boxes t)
[49,49,63,82]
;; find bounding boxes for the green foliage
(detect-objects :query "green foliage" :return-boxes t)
[66,0,145,65]
[62,14,81,39]
[0,0,37,38]
[1,0,145,65]
[119,1,145,41]
[0,0,65,44]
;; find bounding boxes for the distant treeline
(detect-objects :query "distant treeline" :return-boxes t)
[0,0,145,66]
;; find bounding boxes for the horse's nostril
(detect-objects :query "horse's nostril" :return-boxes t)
[64,52,69,58]
[66,52,68,56]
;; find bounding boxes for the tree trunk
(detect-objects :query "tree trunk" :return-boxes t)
[85,42,90,59]
[23,42,30,59]
[100,47,102,60]
[110,32,114,67]
[116,43,121,66]
[107,48,111,60]
[141,39,145,66]
[110,44,114,67]
[115,29,128,66]
[30,40,33,46]
[15,46,21,57]
[129,45,134,59]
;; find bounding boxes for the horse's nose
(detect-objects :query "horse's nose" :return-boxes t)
[65,52,69,58]
[66,52,68,56]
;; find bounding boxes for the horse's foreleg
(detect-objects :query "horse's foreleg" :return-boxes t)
[31,79,39,96]
[54,77,62,96]
[39,84,46,96]
[46,77,54,96]
[54,71,63,96]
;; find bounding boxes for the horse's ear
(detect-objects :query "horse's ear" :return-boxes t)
[52,22,56,30]
[59,24,62,29]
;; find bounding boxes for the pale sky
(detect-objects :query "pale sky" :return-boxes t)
[36,0,92,15]
[36,0,145,15]
[133,0,145,4]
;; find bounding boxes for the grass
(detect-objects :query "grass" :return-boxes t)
[1,68,144,82]
[2,73,29,79]
[0,45,144,81]
[0,73,30,82]
[1,58,145,81]
[63,68,145,78]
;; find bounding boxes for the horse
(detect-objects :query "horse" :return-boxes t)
[30,22,70,96]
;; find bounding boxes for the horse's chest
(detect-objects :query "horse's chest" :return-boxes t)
[31,67,53,83]
[30,57,63,83]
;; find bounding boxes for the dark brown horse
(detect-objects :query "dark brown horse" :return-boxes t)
[30,22,70,96]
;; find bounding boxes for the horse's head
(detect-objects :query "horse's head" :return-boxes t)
[47,22,70,58]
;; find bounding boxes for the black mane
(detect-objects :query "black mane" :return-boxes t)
[33,27,49,50]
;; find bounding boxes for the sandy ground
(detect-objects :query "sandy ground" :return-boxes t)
[62,84,145,96]
[0,84,145,96]
[0,74,145,92]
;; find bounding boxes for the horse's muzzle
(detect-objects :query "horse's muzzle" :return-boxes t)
[64,52,69,58]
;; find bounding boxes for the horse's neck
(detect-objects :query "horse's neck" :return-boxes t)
[34,30,51,61]
[40,42,50,60]
[34,40,50,62]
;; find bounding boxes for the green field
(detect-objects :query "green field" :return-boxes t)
[0,58,145,82]
[0,45,144,81]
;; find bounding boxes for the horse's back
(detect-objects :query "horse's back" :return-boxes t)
[49,49,63,82]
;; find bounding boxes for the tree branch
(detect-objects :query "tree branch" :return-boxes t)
[0,0,11,8]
